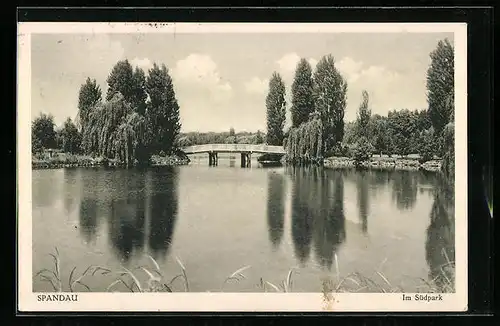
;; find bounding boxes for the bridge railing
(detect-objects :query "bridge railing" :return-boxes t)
[182,144,285,154]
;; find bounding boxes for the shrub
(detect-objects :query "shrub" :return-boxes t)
[225,136,237,144]
[417,127,438,163]
[351,137,374,164]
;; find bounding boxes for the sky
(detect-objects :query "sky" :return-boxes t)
[31,32,453,133]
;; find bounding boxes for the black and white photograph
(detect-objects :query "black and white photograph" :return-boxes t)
[18,22,467,312]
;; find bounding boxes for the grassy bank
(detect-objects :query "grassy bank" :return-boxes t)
[34,248,454,294]
[32,152,190,170]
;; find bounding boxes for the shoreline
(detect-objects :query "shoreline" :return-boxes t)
[32,154,190,170]
[31,156,442,172]
[323,156,442,172]
[32,153,441,172]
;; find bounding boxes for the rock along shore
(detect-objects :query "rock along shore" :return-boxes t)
[323,156,442,172]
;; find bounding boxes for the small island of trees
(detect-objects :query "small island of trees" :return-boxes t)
[32,59,182,167]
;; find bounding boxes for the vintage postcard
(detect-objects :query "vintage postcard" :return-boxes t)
[18,22,467,312]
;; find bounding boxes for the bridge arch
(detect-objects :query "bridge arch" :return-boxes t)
[181,144,286,167]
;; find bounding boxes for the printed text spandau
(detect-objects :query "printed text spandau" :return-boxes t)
[37,294,78,302]
[402,294,443,302]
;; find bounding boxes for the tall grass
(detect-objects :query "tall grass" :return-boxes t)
[34,247,111,292]
[34,249,455,293]
[322,252,455,294]
[221,265,251,291]
[257,268,295,293]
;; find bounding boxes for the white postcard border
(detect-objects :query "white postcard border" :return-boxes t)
[17,22,468,312]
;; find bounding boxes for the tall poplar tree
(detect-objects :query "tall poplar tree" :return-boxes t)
[132,67,147,115]
[313,54,348,155]
[106,59,135,103]
[426,38,454,134]
[146,63,181,154]
[291,58,314,127]
[356,90,371,138]
[266,72,287,146]
[76,77,102,135]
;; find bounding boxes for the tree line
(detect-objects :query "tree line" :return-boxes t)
[265,38,455,172]
[177,129,265,147]
[32,59,182,166]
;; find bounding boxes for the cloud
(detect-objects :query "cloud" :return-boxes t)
[169,54,237,131]
[276,53,301,73]
[276,53,318,75]
[334,56,425,121]
[171,53,232,102]
[336,57,400,85]
[336,57,364,83]
[308,58,318,69]
[130,57,154,72]
[244,77,269,94]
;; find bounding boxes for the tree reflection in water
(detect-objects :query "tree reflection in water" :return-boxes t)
[288,166,346,270]
[425,174,455,292]
[289,166,314,266]
[356,169,369,234]
[266,171,285,249]
[107,174,146,264]
[32,170,60,208]
[78,172,100,244]
[391,170,418,211]
[312,168,346,270]
[371,168,391,188]
[77,168,180,264]
[147,167,179,262]
[63,168,80,214]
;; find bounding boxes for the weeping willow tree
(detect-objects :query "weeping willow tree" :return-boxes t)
[285,112,323,164]
[441,122,454,182]
[440,87,455,182]
[82,93,150,166]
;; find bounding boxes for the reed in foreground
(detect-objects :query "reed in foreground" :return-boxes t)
[34,249,455,293]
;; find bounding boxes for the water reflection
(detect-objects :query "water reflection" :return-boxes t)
[391,171,418,211]
[63,168,80,214]
[35,164,451,292]
[32,171,59,208]
[288,167,346,269]
[425,175,455,292]
[356,170,369,234]
[289,167,314,266]
[147,168,179,261]
[266,172,285,249]
[418,169,436,187]
[312,169,346,270]
[107,175,146,263]
[371,168,391,187]
[78,172,100,244]
[78,197,98,244]
[75,168,180,263]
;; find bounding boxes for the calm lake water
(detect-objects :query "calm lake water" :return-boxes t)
[32,155,455,293]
